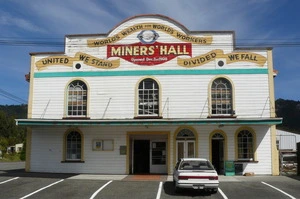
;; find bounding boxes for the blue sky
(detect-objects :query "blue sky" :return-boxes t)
[0,0,299,105]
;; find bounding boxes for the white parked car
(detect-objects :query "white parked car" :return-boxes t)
[173,158,219,194]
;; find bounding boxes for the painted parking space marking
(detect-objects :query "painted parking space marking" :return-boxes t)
[262,181,296,199]
[156,181,163,199]
[19,179,64,199]
[0,177,19,184]
[218,188,228,199]
[89,180,113,199]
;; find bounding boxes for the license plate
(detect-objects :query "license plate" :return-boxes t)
[193,185,204,189]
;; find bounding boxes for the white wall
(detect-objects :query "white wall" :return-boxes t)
[30,125,272,174]
[31,73,270,120]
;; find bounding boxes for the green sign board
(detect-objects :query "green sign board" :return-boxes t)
[224,160,235,176]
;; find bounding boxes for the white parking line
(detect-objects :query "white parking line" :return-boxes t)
[0,177,19,184]
[19,179,64,199]
[89,180,112,199]
[218,188,228,199]
[156,181,163,199]
[261,181,296,199]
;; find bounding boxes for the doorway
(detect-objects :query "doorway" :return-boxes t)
[176,141,195,161]
[175,128,196,161]
[211,133,225,174]
[128,132,169,175]
[133,140,150,174]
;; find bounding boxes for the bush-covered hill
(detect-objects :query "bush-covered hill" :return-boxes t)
[276,99,300,134]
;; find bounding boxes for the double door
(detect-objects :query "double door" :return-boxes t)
[176,140,195,161]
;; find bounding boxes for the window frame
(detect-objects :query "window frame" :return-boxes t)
[209,77,235,117]
[65,79,89,118]
[235,127,256,162]
[135,77,161,118]
[62,129,84,163]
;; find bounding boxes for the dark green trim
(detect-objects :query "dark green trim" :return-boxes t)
[61,161,85,163]
[16,118,282,126]
[34,69,268,78]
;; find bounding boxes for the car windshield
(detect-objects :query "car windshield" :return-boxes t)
[179,160,214,170]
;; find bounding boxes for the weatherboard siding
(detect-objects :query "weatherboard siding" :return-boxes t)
[31,73,270,119]
[243,126,272,174]
[30,127,127,173]
[29,125,272,174]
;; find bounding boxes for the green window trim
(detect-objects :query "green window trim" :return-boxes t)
[34,69,268,78]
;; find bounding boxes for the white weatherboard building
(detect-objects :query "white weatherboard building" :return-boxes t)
[17,15,282,175]
[277,130,300,152]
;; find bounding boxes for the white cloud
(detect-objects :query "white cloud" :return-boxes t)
[4,0,285,38]
[20,0,121,34]
[0,12,45,33]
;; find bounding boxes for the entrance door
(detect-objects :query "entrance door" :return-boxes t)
[150,141,167,173]
[212,134,224,174]
[176,128,196,162]
[133,140,150,174]
[176,141,195,161]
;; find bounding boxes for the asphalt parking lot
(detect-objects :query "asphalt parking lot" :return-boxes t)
[0,162,300,199]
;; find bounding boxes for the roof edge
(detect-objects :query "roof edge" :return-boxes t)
[16,118,283,126]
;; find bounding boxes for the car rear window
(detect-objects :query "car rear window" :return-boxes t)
[179,160,214,170]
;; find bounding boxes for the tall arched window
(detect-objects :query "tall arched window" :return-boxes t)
[66,131,82,161]
[67,80,87,117]
[211,78,232,115]
[237,129,254,160]
[138,78,159,116]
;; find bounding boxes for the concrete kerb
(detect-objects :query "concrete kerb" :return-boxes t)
[68,174,128,181]
[1,162,298,182]
[67,174,300,182]
[66,174,256,182]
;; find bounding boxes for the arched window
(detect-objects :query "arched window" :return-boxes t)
[237,130,254,160]
[212,133,224,140]
[67,80,87,117]
[66,131,82,161]
[176,129,195,140]
[211,78,232,115]
[138,78,159,116]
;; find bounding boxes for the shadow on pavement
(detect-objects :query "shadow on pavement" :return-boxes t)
[284,175,300,181]
[0,162,78,179]
[163,181,215,197]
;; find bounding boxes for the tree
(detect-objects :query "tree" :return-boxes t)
[0,137,8,157]
[276,99,300,134]
[0,110,26,155]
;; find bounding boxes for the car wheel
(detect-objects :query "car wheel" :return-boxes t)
[211,188,218,194]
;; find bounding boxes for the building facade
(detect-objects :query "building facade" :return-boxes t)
[17,14,282,175]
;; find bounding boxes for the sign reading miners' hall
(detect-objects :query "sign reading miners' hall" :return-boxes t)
[35,23,267,70]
